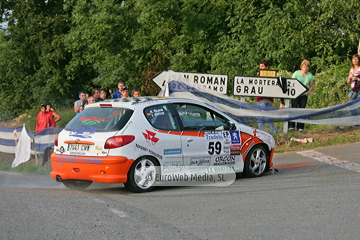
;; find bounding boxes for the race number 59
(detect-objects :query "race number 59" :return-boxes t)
[208,141,221,155]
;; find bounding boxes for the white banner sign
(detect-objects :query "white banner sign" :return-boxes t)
[151,71,228,94]
[233,76,308,99]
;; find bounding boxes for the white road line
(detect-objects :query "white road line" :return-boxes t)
[297,150,360,173]
[109,208,127,218]
[93,198,106,204]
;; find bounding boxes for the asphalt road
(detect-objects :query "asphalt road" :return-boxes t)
[1,142,360,240]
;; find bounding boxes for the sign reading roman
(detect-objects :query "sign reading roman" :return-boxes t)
[151,71,228,94]
[232,76,308,99]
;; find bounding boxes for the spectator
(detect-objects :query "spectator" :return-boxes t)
[88,96,96,104]
[79,99,88,112]
[347,54,360,101]
[255,60,278,133]
[74,91,86,114]
[112,81,125,99]
[45,102,61,127]
[36,103,51,133]
[132,88,141,97]
[121,86,130,98]
[99,90,107,100]
[92,88,100,101]
[289,60,315,131]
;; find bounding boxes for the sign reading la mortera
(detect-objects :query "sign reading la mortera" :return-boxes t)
[232,76,308,99]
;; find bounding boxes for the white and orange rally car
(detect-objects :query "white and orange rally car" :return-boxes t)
[50,97,275,192]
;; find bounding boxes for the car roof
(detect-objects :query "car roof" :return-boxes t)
[86,97,205,108]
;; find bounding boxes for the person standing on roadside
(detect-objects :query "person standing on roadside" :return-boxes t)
[256,60,278,133]
[112,81,132,98]
[91,88,101,102]
[74,91,86,114]
[132,88,142,97]
[99,90,107,100]
[112,81,125,99]
[347,54,360,101]
[36,103,51,133]
[289,60,315,131]
[121,86,130,98]
[87,96,96,104]
[45,102,61,127]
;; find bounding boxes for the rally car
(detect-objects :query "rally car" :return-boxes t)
[50,97,275,193]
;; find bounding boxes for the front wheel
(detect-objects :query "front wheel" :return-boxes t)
[124,157,158,193]
[62,180,93,190]
[243,145,269,177]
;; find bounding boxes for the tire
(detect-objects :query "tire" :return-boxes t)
[124,157,159,193]
[62,180,93,190]
[243,145,269,177]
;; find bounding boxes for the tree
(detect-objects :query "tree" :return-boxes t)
[0,0,73,120]
[0,0,359,120]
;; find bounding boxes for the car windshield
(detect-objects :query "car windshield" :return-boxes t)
[65,107,133,132]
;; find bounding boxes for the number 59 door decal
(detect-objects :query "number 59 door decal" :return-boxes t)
[208,141,221,155]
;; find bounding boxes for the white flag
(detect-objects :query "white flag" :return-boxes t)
[12,125,31,168]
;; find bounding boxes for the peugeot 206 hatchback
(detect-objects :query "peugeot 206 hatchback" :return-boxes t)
[50,97,276,193]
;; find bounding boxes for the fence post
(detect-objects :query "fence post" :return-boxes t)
[283,99,290,133]
[32,137,38,165]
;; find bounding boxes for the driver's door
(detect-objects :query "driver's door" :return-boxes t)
[173,103,241,168]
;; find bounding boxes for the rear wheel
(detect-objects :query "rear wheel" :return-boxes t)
[243,145,269,177]
[124,157,158,193]
[62,180,93,190]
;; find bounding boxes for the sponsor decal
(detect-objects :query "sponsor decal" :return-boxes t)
[142,130,159,145]
[230,131,241,144]
[230,145,241,155]
[253,128,257,137]
[190,158,211,167]
[222,145,230,154]
[95,146,103,150]
[69,152,86,156]
[55,155,102,164]
[120,120,133,134]
[222,131,231,144]
[135,144,163,160]
[78,116,109,125]
[69,126,97,138]
[148,149,163,160]
[214,155,236,166]
[243,141,255,157]
[204,131,223,140]
[59,146,65,154]
[110,110,122,117]
[164,148,182,155]
[149,108,165,117]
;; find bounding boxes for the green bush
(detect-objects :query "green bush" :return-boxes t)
[307,64,349,109]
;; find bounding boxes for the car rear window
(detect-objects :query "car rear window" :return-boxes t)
[65,107,133,132]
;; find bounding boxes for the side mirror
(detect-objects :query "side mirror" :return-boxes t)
[228,122,236,130]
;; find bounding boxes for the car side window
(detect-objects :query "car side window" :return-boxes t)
[173,103,229,131]
[144,104,177,130]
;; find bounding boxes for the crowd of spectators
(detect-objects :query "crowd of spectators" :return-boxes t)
[73,81,142,114]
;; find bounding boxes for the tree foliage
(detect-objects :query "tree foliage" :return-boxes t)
[0,0,359,120]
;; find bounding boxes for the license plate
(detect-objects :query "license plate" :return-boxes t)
[68,144,91,152]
